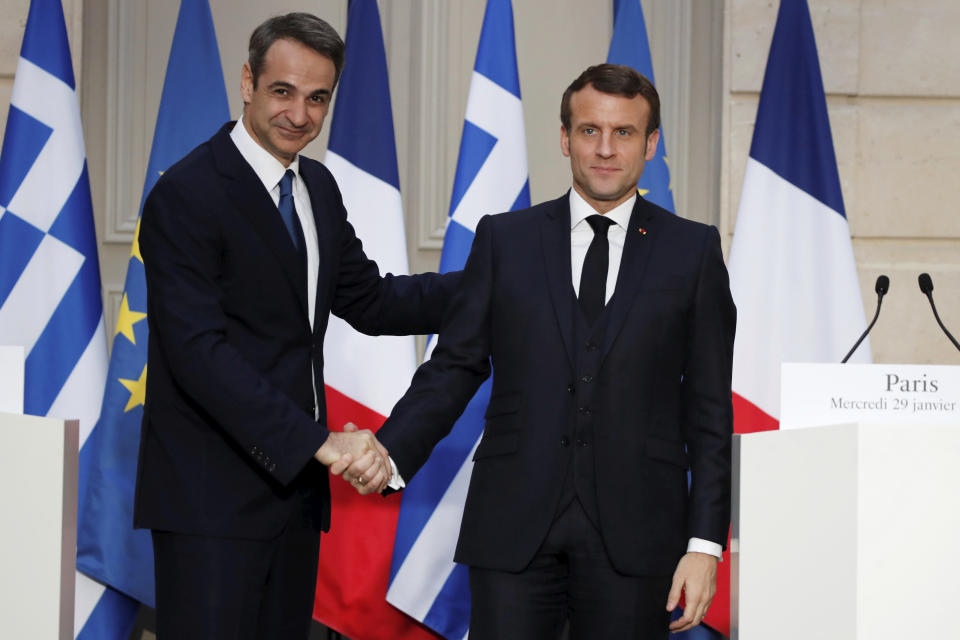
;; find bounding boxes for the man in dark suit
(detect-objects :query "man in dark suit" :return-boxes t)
[345,64,735,639]
[133,13,457,640]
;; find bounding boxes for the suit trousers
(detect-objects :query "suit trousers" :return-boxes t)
[152,502,320,640]
[469,498,672,640]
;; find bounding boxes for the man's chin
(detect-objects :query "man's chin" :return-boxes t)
[587,188,633,205]
[271,139,310,160]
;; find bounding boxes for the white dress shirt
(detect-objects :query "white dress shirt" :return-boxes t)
[230,117,321,417]
[230,116,319,328]
[570,188,632,302]
[569,188,722,561]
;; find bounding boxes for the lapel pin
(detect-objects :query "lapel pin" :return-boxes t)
[638,227,647,235]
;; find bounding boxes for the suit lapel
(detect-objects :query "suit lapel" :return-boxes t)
[210,125,310,321]
[598,196,658,366]
[540,194,577,370]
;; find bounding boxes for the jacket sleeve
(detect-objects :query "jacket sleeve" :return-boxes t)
[323,170,462,336]
[376,215,497,480]
[681,225,736,547]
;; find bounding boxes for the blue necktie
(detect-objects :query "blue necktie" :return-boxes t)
[277,169,306,265]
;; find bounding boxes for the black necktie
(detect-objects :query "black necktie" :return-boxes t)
[278,169,306,267]
[579,214,615,325]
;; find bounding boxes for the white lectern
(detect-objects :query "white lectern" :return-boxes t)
[0,412,78,640]
[732,363,960,639]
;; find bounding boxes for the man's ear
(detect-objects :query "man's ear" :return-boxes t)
[240,62,254,104]
[560,126,571,158]
[644,128,661,161]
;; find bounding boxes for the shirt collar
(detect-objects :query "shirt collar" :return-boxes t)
[230,115,301,193]
[569,188,636,231]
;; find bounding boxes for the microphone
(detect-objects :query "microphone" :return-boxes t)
[841,275,889,363]
[918,273,960,352]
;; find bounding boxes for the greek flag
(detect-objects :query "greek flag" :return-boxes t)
[386,0,529,637]
[73,0,229,629]
[0,0,139,637]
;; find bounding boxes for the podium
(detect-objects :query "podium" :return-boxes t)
[0,412,78,640]
[731,363,960,639]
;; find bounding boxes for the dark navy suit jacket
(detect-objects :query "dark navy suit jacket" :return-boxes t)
[378,193,735,576]
[134,123,457,539]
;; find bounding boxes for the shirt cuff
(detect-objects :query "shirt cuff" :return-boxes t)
[387,456,406,490]
[687,537,723,560]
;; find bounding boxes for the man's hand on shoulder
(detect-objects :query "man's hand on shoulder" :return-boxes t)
[666,551,717,633]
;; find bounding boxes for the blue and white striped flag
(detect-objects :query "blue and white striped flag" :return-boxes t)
[0,0,139,637]
[386,0,529,637]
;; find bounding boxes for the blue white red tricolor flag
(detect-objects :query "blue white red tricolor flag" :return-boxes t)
[721,0,870,634]
[312,2,436,639]
[0,0,138,637]
[73,0,229,632]
[385,0,530,638]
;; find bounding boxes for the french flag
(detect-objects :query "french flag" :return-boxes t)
[719,0,870,632]
[312,2,436,639]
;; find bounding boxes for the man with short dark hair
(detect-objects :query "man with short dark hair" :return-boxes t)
[346,63,735,639]
[134,13,457,639]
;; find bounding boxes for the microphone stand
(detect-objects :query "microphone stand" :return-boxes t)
[919,273,960,353]
[841,275,888,363]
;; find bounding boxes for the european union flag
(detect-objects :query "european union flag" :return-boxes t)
[76,0,229,609]
[608,0,675,213]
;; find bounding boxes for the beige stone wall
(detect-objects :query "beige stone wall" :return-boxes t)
[723,0,960,365]
[3,0,958,367]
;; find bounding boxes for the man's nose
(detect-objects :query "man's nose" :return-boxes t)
[596,132,615,157]
[287,100,308,126]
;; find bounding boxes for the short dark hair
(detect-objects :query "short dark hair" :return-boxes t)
[248,13,345,87]
[560,63,661,136]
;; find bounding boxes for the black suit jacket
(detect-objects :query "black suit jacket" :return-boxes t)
[134,123,457,539]
[378,194,735,576]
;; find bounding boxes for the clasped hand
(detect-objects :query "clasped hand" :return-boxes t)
[314,422,390,494]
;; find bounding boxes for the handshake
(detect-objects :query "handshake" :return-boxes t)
[314,422,393,495]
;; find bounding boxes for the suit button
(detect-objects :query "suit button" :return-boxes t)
[577,439,588,447]
[578,407,591,416]
[268,462,277,472]
[580,375,593,384]
[560,437,570,447]
[567,385,575,394]
[585,341,598,351]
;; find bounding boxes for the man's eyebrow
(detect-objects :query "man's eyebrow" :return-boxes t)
[265,81,331,98]
[577,122,638,130]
